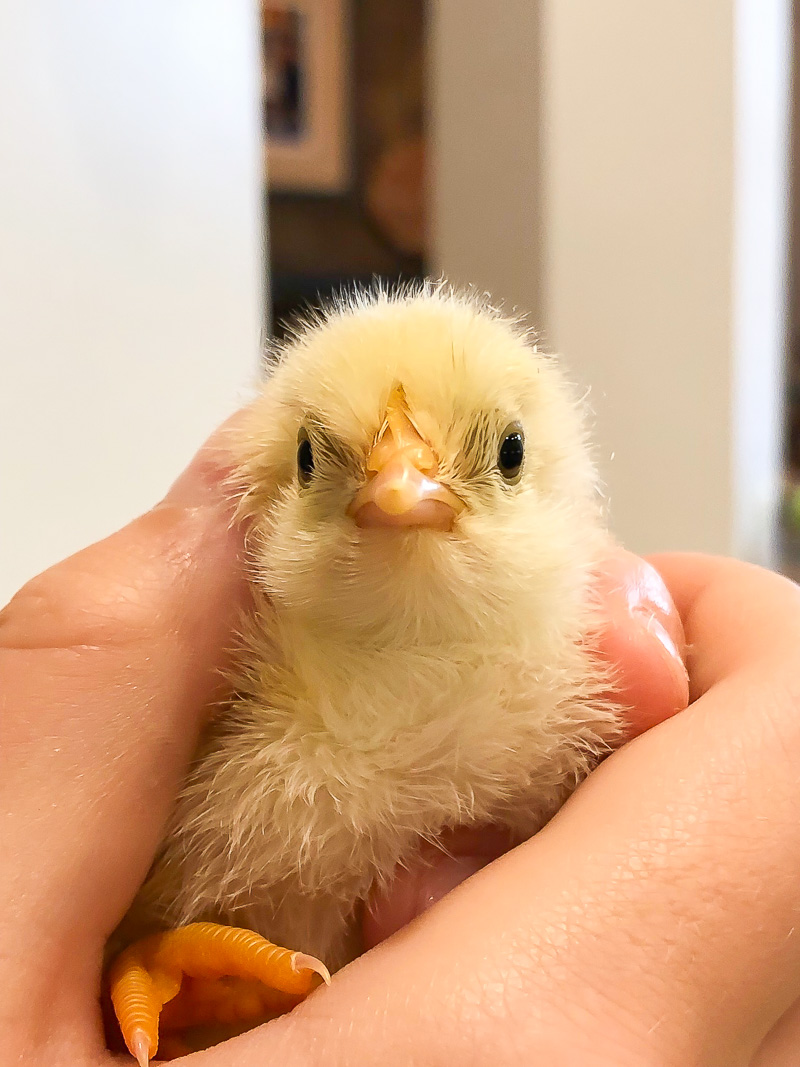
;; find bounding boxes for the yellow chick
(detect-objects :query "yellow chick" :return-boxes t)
[110,283,622,1063]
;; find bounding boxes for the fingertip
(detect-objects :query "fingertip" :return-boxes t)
[595,549,689,738]
[161,408,250,512]
[604,619,690,738]
[364,829,513,949]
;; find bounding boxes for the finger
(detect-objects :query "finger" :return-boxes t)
[251,555,800,1066]
[647,551,799,699]
[365,548,689,948]
[594,548,688,736]
[753,996,800,1066]
[363,826,515,948]
[0,418,248,958]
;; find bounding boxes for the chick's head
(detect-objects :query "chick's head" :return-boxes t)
[234,286,606,648]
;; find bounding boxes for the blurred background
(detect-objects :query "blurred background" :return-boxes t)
[0,0,797,602]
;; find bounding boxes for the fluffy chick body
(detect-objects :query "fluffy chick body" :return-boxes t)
[125,285,621,971]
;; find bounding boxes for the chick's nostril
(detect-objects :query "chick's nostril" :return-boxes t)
[369,385,438,476]
[369,421,437,476]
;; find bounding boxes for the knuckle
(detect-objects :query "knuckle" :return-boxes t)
[0,539,173,654]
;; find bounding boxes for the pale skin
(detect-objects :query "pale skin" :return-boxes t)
[2,421,799,1066]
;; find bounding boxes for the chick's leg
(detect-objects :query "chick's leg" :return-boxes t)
[108,921,330,1065]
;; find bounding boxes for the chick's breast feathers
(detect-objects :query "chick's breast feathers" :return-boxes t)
[124,283,621,969]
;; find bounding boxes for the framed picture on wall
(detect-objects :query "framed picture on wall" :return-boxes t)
[262,0,350,193]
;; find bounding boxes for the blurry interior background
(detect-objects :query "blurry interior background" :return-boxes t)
[0,0,797,601]
[264,0,426,332]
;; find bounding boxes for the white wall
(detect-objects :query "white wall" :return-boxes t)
[0,1,264,604]
[432,0,790,564]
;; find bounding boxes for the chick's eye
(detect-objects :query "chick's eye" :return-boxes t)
[498,423,524,482]
[297,429,314,484]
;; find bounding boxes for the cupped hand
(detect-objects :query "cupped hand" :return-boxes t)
[4,417,793,1067]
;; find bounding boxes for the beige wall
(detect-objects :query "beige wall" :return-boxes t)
[430,0,543,321]
[542,2,736,556]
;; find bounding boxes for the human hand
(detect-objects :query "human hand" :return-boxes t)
[1,416,698,1065]
[0,422,248,1064]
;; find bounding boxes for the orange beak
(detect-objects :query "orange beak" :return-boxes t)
[349,385,464,530]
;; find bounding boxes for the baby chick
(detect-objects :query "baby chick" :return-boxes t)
[111,283,622,1061]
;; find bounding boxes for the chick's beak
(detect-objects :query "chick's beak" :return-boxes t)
[349,387,464,530]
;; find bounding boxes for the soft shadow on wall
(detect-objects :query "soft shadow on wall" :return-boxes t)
[782,0,800,579]
[262,0,427,337]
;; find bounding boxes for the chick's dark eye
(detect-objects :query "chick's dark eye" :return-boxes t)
[297,430,314,484]
[498,424,525,481]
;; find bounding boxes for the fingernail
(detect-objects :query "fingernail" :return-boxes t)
[621,558,687,668]
[598,553,690,733]
[623,560,673,620]
[643,613,681,664]
[642,609,690,688]
[162,412,245,508]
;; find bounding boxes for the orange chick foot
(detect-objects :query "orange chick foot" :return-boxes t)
[107,922,331,1064]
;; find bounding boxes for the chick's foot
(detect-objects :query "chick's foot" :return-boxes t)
[107,921,330,1065]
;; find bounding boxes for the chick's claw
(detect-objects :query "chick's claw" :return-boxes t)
[108,921,330,1064]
